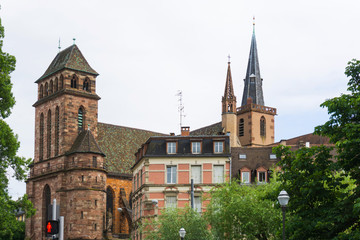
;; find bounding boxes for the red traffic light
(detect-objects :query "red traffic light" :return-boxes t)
[45,220,59,234]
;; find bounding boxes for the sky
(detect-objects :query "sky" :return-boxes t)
[2,0,359,199]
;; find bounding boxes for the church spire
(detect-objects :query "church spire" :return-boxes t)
[222,57,236,113]
[241,19,265,106]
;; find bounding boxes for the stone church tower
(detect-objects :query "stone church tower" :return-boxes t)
[222,22,276,147]
[26,44,107,239]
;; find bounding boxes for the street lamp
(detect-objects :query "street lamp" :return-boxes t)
[278,190,290,240]
[179,227,186,240]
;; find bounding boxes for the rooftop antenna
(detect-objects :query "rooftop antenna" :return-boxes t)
[73,38,76,45]
[176,90,186,128]
[58,38,61,52]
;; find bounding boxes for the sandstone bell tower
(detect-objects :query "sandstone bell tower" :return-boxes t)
[26,44,107,239]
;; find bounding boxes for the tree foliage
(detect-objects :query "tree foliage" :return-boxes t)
[205,178,282,240]
[141,206,212,240]
[0,15,34,240]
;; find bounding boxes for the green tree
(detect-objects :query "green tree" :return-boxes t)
[0,15,35,240]
[140,206,212,240]
[205,177,282,240]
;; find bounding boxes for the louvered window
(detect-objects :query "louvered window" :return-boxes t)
[239,118,244,137]
[78,108,84,131]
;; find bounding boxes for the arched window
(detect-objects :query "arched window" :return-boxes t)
[71,75,77,89]
[39,85,44,99]
[55,107,60,156]
[42,185,51,230]
[45,82,48,96]
[60,75,64,89]
[47,110,52,158]
[106,187,114,232]
[55,78,59,92]
[49,80,53,94]
[39,113,44,161]
[83,78,90,92]
[260,116,266,137]
[239,118,244,137]
[78,107,84,131]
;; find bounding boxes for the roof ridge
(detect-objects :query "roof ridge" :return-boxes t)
[97,122,166,135]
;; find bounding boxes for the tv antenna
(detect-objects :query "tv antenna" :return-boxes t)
[176,90,186,128]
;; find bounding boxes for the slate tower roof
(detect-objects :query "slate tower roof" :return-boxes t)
[224,61,235,100]
[37,44,98,82]
[241,21,265,106]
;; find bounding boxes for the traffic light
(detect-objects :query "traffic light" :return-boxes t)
[45,220,59,235]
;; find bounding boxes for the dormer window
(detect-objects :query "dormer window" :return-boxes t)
[191,142,201,154]
[167,142,176,154]
[214,141,224,153]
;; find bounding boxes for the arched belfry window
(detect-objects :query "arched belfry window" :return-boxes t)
[49,80,53,94]
[239,118,244,137]
[78,107,84,131]
[43,185,51,229]
[60,75,64,89]
[260,116,266,137]
[39,85,44,99]
[47,110,52,158]
[55,78,59,92]
[45,82,48,96]
[55,107,60,156]
[83,78,90,92]
[40,113,44,161]
[71,75,77,89]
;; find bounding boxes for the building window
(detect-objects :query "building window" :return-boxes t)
[78,107,84,131]
[140,199,142,217]
[260,116,266,137]
[49,80,53,94]
[39,113,44,161]
[194,196,201,213]
[191,165,201,184]
[55,107,59,156]
[258,171,266,183]
[83,78,90,92]
[239,118,244,137]
[71,75,77,88]
[47,110,52,158]
[269,154,277,160]
[39,84,44,99]
[166,166,177,184]
[166,196,177,208]
[140,169,143,185]
[241,171,250,184]
[45,82,48,96]
[192,142,201,154]
[167,142,176,154]
[214,141,224,153]
[134,174,137,191]
[137,172,139,189]
[55,78,58,92]
[93,156,97,168]
[213,165,224,183]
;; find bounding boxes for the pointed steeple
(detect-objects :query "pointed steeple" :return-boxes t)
[241,19,265,106]
[222,58,236,113]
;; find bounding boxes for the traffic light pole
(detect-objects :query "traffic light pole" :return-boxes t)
[52,199,56,239]
[59,216,64,240]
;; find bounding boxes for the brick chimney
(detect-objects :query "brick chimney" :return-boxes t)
[181,126,190,136]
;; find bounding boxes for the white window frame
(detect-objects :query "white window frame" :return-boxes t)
[213,165,224,183]
[194,196,202,213]
[241,171,250,184]
[192,142,201,154]
[167,142,176,154]
[166,166,177,184]
[191,165,202,184]
[214,141,224,153]
[166,196,177,208]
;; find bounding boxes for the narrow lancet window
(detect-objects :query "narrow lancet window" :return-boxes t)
[239,118,244,137]
[55,107,60,156]
[78,108,84,131]
[71,75,77,89]
[55,78,59,92]
[39,113,44,161]
[39,85,44,99]
[47,110,52,158]
[260,116,266,137]
[83,78,90,92]
[45,82,48,96]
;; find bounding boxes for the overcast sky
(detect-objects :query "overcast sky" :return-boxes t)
[2,0,359,199]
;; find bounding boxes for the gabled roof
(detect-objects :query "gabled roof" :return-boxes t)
[37,44,98,82]
[97,122,166,174]
[190,122,223,136]
[272,133,331,147]
[67,130,105,156]
[241,23,265,106]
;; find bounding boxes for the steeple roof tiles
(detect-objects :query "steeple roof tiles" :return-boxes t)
[37,45,98,82]
[224,62,235,99]
[241,28,265,106]
[67,129,105,156]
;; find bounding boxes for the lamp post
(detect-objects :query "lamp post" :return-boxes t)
[179,227,186,240]
[278,190,290,240]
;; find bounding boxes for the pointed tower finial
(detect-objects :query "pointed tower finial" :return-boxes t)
[228,54,231,63]
[73,38,76,45]
[58,38,61,52]
[253,16,255,33]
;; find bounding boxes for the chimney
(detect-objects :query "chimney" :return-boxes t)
[181,126,190,136]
